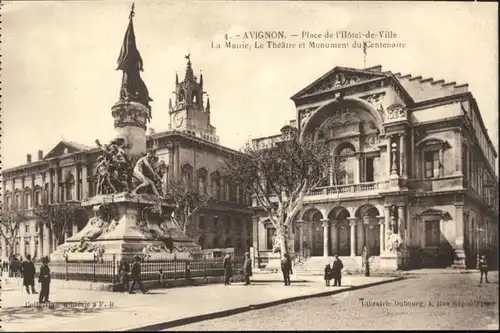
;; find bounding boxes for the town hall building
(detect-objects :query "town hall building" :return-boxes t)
[251,65,498,270]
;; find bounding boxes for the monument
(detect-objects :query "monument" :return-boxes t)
[50,4,202,262]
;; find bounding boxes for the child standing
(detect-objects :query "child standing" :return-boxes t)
[478,254,489,284]
[324,263,332,286]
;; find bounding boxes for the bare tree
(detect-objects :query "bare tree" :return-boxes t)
[223,132,342,255]
[165,178,214,235]
[0,204,28,258]
[33,202,85,247]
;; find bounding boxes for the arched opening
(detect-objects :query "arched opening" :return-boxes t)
[334,142,356,185]
[328,207,351,256]
[302,208,324,256]
[355,205,380,256]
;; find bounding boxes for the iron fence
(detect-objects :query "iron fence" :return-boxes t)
[33,255,245,284]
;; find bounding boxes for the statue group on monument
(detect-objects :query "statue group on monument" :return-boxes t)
[94,138,168,198]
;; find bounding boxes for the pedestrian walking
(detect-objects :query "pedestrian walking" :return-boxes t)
[478,254,489,284]
[281,253,293,286]
[118,258,130,292]
[21,254,37,294]
[242,252,252,285]
[223,252,233,285]
[38,256,51,303]
[129,255,148,294]
[324,263,332,286]
[332,254,344,287]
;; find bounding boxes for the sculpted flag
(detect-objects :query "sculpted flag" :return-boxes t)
[116,5,153,108]
[117,15,144,72]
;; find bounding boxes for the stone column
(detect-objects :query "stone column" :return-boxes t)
[21,177,26,209]
[31,175,36,208]
[20,234,25,258]
[349,219,357,257]
[384,205,391,236]
[72,165,78,200]
[37,236,42,259]
[397,205,405,235]
[30,236,36,257]
[390,141,398,176]
[54,167,59,203]
[453,205,466,268]
[321,219,330,257]
[359,219,366,254]
[43,225,50,256]
[399,134,406,178]
[455,130,462,174]
[379,218,385,254]
[72,221,78,236]
[82,163,89,199]
[331,220,339,255]
[175,143,181,180]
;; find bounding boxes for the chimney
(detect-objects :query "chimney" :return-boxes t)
[38,150,44,160]
[27,154,32,164]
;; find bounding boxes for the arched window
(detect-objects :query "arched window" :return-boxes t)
[197,168,208,194]
[24,241,31,257]
[211,172,221,200]
[14,241,20,256]
[335,143,356,185]
[182,164,193,185]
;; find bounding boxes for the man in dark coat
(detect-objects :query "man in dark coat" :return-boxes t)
[332,254,344,287]
[281,253,293,286]
[118,258,130,292]
[21,254,37,294]
[38,256,51,303]
[243,252,252,285]
[223,252,233,285]
[129,256,147,294]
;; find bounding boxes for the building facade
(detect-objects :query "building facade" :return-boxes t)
[1,58,253,261]
[251,65,498,269]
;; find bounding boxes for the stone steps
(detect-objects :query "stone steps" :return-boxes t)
[294,256,381,275]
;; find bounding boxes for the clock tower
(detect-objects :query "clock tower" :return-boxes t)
[169,55,219,143]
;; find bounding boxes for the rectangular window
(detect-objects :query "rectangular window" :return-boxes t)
[24,193,31,209]
[425,220,441,247]
[213,216,219,228]
[266,227,276,250]
[198,215,205,229]
[365,157,374,182]
[424,151,439,179]
[25,223,29,234]
[35,191,41,206]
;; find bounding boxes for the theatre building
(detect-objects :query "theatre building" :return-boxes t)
[251,65,498,270]
[1,57,253,261]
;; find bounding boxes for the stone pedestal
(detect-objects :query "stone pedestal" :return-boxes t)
[50,193,203,262]
[379,251,401,270]
[452,249,466,269]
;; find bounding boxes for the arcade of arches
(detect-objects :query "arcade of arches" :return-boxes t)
[295,205,383,257]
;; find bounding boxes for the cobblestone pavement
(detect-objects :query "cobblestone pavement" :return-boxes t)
[173,272,499,330]
[0,273,396,331]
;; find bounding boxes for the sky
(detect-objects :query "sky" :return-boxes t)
[1,0,498,169]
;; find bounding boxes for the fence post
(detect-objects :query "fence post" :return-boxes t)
[112,254,116,283]
[203,260,207,279]
[93,254,97,283]
[65,261,69,281]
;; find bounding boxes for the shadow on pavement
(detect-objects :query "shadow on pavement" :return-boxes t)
[1,305,107,323]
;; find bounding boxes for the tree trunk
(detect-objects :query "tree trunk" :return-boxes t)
[278,225,289,256]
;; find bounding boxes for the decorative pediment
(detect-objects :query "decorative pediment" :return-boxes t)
[418,209,452,221]
[291,67,388,100]
[44,141,92,160]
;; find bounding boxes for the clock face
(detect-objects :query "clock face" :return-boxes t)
[174,114,184,128]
